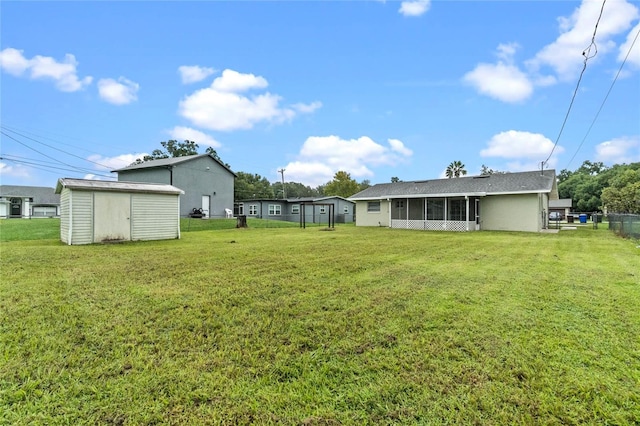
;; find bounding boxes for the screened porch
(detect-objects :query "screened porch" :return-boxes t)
[390,197,480,232]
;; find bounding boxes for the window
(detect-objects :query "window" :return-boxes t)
[268,204,281,215]
[396,200,404,208]
[343,205,350,214]
[32,206,57,217]
[320,206,326,214]
[249,204,258,215]
[291,204,300,214]
[367,201,381,212]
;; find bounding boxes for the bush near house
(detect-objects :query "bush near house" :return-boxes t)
[1,223,639,424]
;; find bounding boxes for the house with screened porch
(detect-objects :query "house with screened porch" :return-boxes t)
[349,170,558,233]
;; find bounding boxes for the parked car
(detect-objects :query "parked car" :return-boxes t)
[549,211,563,221]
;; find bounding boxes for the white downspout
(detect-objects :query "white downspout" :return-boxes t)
[388,199,391,227]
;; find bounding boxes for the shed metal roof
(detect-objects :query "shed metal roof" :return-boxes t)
[349,170,557,200]
[55,178,185,195]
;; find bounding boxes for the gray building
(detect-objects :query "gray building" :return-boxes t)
[0,185,60,218]
[349,170,558,232]
[113,154,236,218]
[235,196,355,224]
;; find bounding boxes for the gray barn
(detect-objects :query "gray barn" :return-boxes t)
[55,178,184,245]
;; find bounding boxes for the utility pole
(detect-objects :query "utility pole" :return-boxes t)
[278,168,286,199]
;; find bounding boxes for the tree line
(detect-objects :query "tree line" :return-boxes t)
[558,160,640,214]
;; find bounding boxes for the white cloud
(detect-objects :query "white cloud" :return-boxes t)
[463,62,533,103]
[463,43,534,103]
[97,77,139,105]
[618,22,640,68]
[399,0,431,17]
[388,138,413,156]
[282,135,413,187]
[480,130,564,163]
[292,101,323,114]
[211,69,268,92]
[595,136,640,163]
[178,65,216,84]
[167,126,221,148]
[0,161,31,179]
[0,47,92,92]
[528,0,639,81]
[178,68,320,131]
[87,153,148,171]
[82,173,116,181]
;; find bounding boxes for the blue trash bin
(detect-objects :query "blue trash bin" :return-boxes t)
[579,214,587,223]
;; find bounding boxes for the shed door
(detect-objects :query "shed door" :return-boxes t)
[94,192,131,242]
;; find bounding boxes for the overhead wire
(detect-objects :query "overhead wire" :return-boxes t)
[542,0,607,168]
[565,25,640,169]
[0,131,114,177]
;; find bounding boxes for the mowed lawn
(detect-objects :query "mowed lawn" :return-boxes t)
[1,220,639,424]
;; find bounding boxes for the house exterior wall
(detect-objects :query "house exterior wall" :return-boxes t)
[117,157,234,218]
[355,199,390,227]
[479,194,541,232]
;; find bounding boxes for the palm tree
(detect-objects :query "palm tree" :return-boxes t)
[445,161,467,178]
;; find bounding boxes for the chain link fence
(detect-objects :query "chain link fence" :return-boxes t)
[608,214,640,239]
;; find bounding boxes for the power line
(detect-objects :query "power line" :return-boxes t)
[543,0,607,168]
[1,126,113,169]
[0,155,114,178]
[565,25,640,169]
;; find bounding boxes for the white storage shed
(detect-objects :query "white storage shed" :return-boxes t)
[55,178,184,245]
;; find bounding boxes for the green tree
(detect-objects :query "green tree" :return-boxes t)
[601,169,640,213]
[391,176,400,183]
[359,179,372,191]
[272,181,319,198]
[323,171,360,198]
[445,161,467,178]
[234,172,274,200]
[480,164,505,175]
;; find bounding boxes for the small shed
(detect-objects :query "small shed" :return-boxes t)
[55,178,184,245]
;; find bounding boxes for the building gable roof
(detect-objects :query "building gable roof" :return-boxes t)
[111,154,236,177]
[55,178,184,195]
[0,185,60,204]
[549,198,572,208]
[349,170,557,200]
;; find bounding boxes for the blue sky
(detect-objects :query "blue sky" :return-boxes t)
[1,0,639,189]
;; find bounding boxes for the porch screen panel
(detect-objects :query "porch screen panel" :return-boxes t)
[391,199,405,220]
[427,199,444,220]
[408,198,424,220]
[448,199,466,221]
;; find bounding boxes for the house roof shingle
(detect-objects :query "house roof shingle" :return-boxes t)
[349,170,557,200]
[0,185,60,204]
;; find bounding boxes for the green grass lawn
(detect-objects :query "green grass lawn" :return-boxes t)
[1,221,639,424]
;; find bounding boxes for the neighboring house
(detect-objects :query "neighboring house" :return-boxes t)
[0,185,60,218]
[55,178,184,245]
[112,154,236,218]
[349,170,558,233]
[235,196,355,224]
[549,199,572,219]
